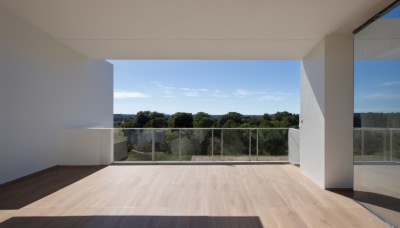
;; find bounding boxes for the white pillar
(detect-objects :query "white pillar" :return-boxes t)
[300,35,354,189]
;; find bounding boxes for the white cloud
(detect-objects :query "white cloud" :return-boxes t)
[259,95,284,101]
[234,89,251,97]
[233,89,266,97]
[275,92,292,96]
[364,93,400,99]
[211,90,229,98]
[380,81,400,86]
[181,87,209,97]
[152,81,176,90]
[114,91,150,99]
[184,92,200,96]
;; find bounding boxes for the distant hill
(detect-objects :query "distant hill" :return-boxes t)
[114,114,135,122]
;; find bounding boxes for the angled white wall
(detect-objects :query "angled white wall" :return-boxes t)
[0,7,113,184]
[300,35,354,189]
[300,40,326,187]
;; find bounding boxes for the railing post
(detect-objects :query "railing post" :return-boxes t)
[256,129,259,161]
[221,129,224,158]
[390,129,393,162]
[211,129,214,158]
[152,129,155,161]
[361,128,365,159]
[249,129,251,161]
[383,129,387,161]
[179,129,182,161]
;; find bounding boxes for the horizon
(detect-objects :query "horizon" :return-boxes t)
[113,110,300,116]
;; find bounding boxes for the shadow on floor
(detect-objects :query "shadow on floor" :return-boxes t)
[0,166,106,209]
[0,216,263,228]
[329,189,400,213]
[354,191,400,213]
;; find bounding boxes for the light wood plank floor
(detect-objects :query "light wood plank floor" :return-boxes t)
[355,164,400,226]
[0,165,386,228]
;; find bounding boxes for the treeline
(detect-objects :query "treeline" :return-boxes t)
[354,112,400,128]
[115,111,299,128]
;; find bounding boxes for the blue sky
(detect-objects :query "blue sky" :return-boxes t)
[110,60,300,115]
[354,4,400,113]
[383,4,400,18]
[355,60,400,113]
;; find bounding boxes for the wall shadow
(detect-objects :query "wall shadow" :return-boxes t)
[329,189,400,213]
[354,191,400,213]
[0,216,263,228]
[0,166,106,209]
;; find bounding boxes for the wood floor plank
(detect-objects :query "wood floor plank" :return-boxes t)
[0,165,387,227]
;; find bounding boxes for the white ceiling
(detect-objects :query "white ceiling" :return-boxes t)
[0,0,394,59]
[355,19,400,59]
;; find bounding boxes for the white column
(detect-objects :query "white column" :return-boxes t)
[300,35,354,189]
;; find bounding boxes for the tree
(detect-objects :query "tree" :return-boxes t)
[135,111,152,127]
[223,119,239,128]
[259,113,273,128]
[244,117,261,128]
[272,111,299,128]
[148,111,168,128]
[218,112,243,127]
[193,112,215,128]
[169,112,193,128]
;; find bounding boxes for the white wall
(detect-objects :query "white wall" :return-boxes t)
[60,128,113,165]
[0,7,113,184]
[288,128,300,165]
[300,40,326,187]
[325,36,354,188]
[300,35,354,189]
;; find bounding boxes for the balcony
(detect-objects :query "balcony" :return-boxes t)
[0,127,389,227]
[0,164,385,227]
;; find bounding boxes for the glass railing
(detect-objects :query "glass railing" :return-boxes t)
[113,128,290,162]
[354,128,400,162]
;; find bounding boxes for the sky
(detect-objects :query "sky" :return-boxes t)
[354,4,400,113]
[354,60,400,113]
[383,4,400,18]
[110,60,300,115]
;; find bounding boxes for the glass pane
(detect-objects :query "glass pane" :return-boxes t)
[221,129,249,161]
[354,4,400,226]
[127,129,153,161]
[257,129,288,161]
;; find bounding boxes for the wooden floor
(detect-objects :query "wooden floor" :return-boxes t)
[355,164,400,226]
[0,165,386,228]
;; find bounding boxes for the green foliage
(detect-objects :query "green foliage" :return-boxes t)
[240,117,261,128]
[360,112,400,128]
[258,130,288,155]
[193,112,215,128]
[119,111,168,128]
[218,112,243,127]
[272,111,299,128]
[169,112,193,128]
[116,111,300,129]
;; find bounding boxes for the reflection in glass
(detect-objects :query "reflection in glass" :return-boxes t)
[354,4,400,226]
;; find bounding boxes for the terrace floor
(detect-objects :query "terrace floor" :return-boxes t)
[0,165,386,228]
